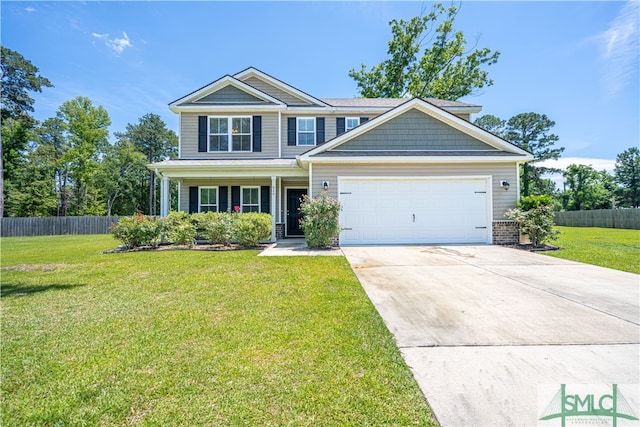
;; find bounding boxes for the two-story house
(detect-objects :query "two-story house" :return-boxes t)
[150,67,533,245]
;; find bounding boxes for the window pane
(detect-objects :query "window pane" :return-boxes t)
[298,118,314,132]
[200,189,209,205]
[209,135,228,151]
[346,118,359,130]
[298,133,314,145]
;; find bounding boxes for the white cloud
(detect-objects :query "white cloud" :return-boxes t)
[596,1,639,96]
[92,31,133,56]
[25,6,36,12]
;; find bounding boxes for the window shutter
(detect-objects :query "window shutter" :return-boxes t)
[189,186,198,213]
[336,117,345,135]
[231,186,240,211]
[198,116,207,152]
[287,117,296,146]
[252,116,262,152]
[260,186,270,213]
[219,186,229,212]
[316,117,325,144]
[360,117,369,124]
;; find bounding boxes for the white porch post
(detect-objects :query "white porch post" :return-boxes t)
[160,175,170,217]
[271,175,277,242]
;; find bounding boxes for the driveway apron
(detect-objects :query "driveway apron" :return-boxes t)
[342,245,640,426]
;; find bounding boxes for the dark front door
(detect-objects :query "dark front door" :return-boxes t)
[286,189,306,236]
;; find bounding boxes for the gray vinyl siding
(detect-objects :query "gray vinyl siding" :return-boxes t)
[242,76,315,106]
[337,109,496,151]
[179,113,278,159]
[195,85,270,104]
[312,163,518,220]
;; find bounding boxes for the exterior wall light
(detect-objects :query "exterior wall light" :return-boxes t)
[322,181,329,191]
[500,180,510,191]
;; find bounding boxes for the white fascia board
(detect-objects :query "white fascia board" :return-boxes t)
[159,168,308,179]
[168,76,285,111]
[234,67,329,107]
[169,104,285,114]
[302,155,533,164]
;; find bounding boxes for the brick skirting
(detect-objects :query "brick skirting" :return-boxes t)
[492,220,519,244]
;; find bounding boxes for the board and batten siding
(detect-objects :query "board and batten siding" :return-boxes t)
[241,76,315,106]
[312,163,518,220]
[338,109,496,151]
[180,113,278,159]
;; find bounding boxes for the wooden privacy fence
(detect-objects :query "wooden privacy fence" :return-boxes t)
[554,209,639,230]
[1,216,126,237]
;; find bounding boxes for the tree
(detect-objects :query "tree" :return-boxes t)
[1,46,53,217]
[349,3,500,100]
[614,147,640,208]
[115,113,177,215]
[561,164,614,211]
[56,96,110,215]
[475,112,564,197]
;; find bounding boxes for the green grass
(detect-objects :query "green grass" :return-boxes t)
[1,235,435,426]
[543,226,640,274]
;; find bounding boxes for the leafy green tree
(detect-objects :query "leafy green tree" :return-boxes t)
[614,147,640,208]
[475,112,564,197]
[561,164,614,211]
[349,3,500,100]
[115,113,177,215]
[1,46,53,216]
[56,96,111,215]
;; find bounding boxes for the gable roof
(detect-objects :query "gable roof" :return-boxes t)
[321,97,482,114]
[168,74,285,113]
[299,98,533,162]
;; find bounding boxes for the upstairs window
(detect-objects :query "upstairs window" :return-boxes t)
[345,117,360,131]
[209,116,251,152]
[297,118,315,146]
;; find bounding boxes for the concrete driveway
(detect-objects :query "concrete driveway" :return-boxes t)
[342,245,640,426]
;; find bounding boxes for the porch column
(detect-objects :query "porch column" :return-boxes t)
[271,176,277,242]
[160,175,170,217]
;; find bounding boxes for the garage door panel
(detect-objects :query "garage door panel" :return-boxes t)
[339,178,490,245]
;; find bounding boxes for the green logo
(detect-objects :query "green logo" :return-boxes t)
[540,384,638,427]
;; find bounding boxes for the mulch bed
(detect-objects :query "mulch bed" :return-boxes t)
[501,243,560,252]
[103,243,269,254]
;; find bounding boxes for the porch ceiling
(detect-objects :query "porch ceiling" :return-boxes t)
[149,159,308,178]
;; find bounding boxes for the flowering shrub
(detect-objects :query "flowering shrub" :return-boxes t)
[505,195,559,247]
[110,213,162,248]
[234,213,272,248]
[299,192,342,248]
[163,211,196,246]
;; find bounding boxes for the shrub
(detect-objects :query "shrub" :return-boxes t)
[163,211,196,246]
[505,203,559,247]
[299,192,342,248]
[234,212,272,248]
[200,212,236,245]
[517,195,554,211]
[111,213,162,248]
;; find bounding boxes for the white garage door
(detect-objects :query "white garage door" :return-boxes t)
[339,177,491,245]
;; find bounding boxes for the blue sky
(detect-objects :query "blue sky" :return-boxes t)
[2,1,638,173]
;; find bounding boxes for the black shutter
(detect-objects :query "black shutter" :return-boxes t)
[252,116,262,152]
[336,117,345,135]
[316,117,325,144]
[231,186,240,211]
[287,117,296,146]
[198,116,207,152]
[260,186,270,213]
[219,186,228,212]
[189,186,199,213]
[360,117,369,124]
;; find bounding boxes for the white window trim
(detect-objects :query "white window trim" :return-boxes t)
[240,186,260,213]
[296,117,316,146]
[345,117,360,131]
[208,116,252,153]
[198,186,218,212]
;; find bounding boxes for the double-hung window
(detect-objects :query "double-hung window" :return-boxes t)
[199,187,218,212]
[297,118,315,146]
[209,117,251,152]
[241,187,260,212]
[345,117,360,131]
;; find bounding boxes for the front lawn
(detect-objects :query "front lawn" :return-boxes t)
[544,226,640,274]
[1,235,435,426]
